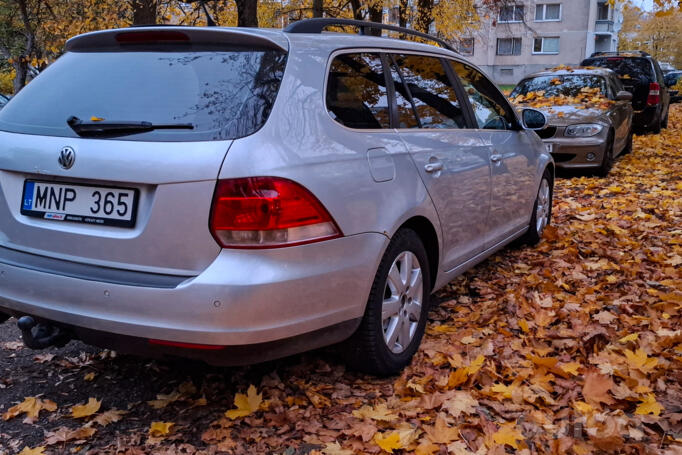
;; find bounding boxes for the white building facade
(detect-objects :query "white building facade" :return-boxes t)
[456,0,624,85]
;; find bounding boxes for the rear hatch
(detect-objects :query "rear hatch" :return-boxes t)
[582,57,654,110]
[0,27,287,277]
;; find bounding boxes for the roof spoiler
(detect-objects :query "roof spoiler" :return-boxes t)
[65,27,288,53]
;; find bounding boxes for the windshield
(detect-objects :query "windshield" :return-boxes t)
[0,48,287,141]
[581,57,654,81]
[511,75,607,98]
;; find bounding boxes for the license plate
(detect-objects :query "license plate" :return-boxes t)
[545,143,554,154]
[21,180,139,228]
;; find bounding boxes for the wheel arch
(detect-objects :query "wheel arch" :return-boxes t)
[397,216,439,292]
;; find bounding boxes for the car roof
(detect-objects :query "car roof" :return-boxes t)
[66,25,459,59]
[522,67,616,79]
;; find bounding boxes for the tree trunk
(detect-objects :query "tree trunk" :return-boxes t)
[130,0,157,25]
[235,0,258,27]
[12,60,28,94]
[399,0,409,28]
[312,0,323,18]
[415,0,433,33]
[349,0,364,20]
[367,4,382,36]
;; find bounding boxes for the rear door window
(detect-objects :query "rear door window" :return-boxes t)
[326,53,391,129]
[391,54,466,129]
[0,49,287,142]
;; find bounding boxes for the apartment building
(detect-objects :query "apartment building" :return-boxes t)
[455,0,624,84]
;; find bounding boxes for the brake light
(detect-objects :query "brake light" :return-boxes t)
[210,177,342,248]
[115,31,190,43]
[647,82,661,105]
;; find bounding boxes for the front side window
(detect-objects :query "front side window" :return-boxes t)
[451,61,516,130]
[535,3,561,21]
[392,55,466,129]
[533,37,560,54]
[497,38,522,56]
[326,53,390,129]
[499,5,524,22]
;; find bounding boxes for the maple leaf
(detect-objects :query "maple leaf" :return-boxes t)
[84,372,96,381]
[441,391,478,417]
[352,403,398,422]
[44,426,97,445]
[373,431,403,453]
[18,447,46,455]
[582,371,615,406]
[71,398,101,418]
[559,362,582,375]
[423,414,460,444]
[149,421,174,437]
[225,385,262,419]
[147,391,182,409]
[491,422,524,449]
[89,409,127,427]
[322,441,354,455]
[619,333,639,343]
[414,440,440,455]
[623,349,658,373]
[635,394,664,416]
[2,397,57,423]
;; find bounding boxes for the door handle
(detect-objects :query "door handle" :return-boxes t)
[424,162,443,173]
[490,154,503,163]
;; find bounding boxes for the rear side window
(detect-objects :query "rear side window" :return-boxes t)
[391,55,466,129]
[582,57,654,81]
[326,53,390,129]
[0,49,287,142]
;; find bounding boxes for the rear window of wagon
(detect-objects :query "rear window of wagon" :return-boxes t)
[0,48,287,142]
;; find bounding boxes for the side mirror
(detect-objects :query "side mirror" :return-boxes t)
[616,90,633,102]
[521,108,548,130]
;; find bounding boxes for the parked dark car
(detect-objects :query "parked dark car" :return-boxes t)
[665,71,682,104]
[581,51,670,133]
[0,94,9,109]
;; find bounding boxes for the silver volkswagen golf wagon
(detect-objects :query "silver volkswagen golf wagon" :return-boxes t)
[0,19,553,375]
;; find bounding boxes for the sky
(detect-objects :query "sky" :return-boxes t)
[634,0,655,10]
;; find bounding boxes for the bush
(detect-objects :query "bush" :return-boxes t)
[0,70,14,95]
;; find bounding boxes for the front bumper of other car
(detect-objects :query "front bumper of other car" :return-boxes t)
[540,126,610,169]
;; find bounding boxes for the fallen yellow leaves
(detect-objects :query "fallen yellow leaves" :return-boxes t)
[352,403,398,422]
[224,384,263,419]
[2,397,57,423]
[18,447,46,455]
[149,421,174,437]
[71,397,101,418]
[491,422,525,450]
[635,394,664,416]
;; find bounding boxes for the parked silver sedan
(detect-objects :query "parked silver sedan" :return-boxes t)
[511,68,633,176]
[0,19,553,375]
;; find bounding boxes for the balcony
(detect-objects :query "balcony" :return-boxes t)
[595,19,614,33]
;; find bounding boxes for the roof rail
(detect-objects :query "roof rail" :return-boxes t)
[284,18,458,54]
[589,50,650,58]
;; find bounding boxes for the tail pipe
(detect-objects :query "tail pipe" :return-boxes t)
[17,316,72,350]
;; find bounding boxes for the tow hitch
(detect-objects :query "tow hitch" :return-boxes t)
[17,316,72,349]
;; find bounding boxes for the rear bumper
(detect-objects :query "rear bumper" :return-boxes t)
[633,106,659,129]
[0,233,387,358]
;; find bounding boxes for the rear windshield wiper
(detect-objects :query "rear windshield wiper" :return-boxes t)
[67,116,194,137]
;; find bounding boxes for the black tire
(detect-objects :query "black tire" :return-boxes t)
[621,128,633,155]
[343,228,431,376]
[596,132,615,177]
[518,169,553,246]
[661,109,669,129]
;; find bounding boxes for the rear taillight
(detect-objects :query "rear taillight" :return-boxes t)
[647,82,661,105]
[209,177,342,249]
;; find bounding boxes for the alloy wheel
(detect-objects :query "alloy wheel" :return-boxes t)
[535,178,551,235]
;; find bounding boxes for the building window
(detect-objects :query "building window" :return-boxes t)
[535,4,561,21]
[533,37,560,54]
[597,1,610,20]
[458,38,474,55]
[499,5,524,23]
[497,38,522,55]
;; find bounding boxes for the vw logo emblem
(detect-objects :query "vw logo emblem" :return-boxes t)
[58,146,76,170]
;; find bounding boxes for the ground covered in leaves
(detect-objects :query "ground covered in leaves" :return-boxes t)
[1,107,681,455]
